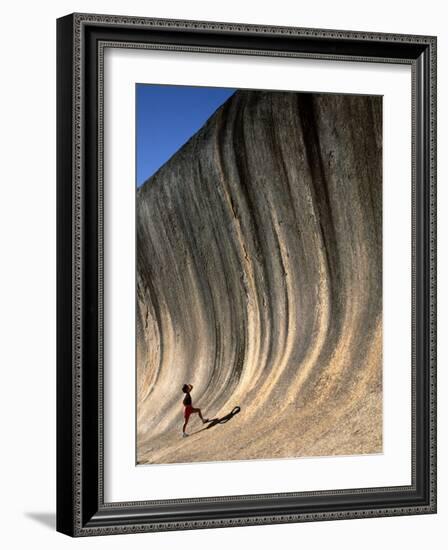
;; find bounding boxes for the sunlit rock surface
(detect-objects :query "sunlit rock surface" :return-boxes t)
[136,90,382,465]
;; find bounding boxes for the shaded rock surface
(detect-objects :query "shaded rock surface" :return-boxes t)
[136,90,382,464]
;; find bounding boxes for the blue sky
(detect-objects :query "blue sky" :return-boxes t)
[136,84,236,187]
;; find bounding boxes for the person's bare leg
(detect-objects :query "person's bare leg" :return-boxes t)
[182,417,189,435]
[193,407,208,423]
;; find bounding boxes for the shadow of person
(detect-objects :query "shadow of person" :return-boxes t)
[192,406,241,434]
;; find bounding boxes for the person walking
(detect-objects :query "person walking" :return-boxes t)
[182,384,209,437]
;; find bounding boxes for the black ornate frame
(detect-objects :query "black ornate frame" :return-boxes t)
[56,13,437,537]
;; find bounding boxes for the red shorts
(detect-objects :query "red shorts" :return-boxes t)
[184,405,194,420]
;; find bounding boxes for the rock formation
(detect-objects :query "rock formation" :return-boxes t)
[136,89,382,464]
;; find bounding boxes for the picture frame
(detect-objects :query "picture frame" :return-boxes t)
[56,12,437,536]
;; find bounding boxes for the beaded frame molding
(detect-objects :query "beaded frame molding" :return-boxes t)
[56,13,437,537]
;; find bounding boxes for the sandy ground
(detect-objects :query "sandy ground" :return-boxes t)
[138,323,382,465]
[138,387,382,465]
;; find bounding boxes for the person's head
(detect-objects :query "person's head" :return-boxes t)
[182,383,193,393]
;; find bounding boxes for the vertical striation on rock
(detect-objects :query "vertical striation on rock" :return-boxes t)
[136,90,382,464]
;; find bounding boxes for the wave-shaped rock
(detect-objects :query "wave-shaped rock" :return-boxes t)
[136,89,382,464]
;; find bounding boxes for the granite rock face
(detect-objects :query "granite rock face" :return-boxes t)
[136,90,382,464]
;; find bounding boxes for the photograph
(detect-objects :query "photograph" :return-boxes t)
[55,9,437,537]
[135,85,383,466]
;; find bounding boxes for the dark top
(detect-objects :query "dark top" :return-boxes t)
[183,393,192,407]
